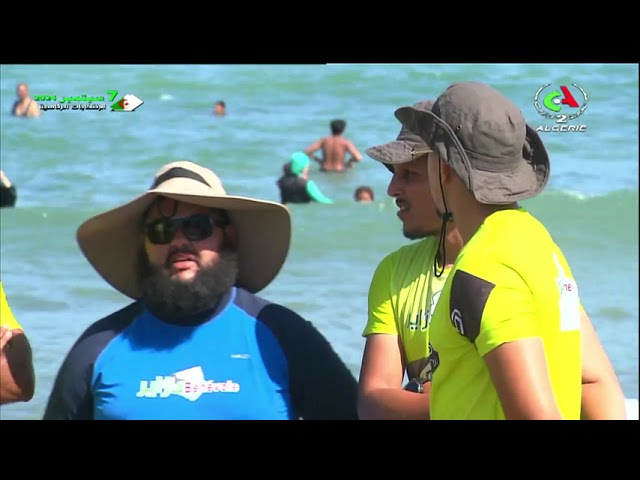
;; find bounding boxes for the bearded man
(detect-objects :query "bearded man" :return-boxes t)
[43,161,358,420]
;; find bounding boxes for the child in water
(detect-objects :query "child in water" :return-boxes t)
[354,186,374,203]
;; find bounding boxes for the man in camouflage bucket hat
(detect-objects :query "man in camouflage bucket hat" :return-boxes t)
[365,101,434,173]
[396,82,550,206]
[394,81,625,420]
[358,100,463,420]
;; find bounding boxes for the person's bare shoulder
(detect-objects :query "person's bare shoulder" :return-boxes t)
[28,101,41,118]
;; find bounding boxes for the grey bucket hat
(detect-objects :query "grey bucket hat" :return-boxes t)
[394,82,550,204]
[365,100,434,173]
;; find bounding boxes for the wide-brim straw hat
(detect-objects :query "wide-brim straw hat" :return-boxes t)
[76,160,291,299]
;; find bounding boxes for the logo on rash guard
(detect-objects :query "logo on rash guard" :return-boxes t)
[136,366,240,401]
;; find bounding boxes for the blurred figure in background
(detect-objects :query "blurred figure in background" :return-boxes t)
[354,186,374,203]
[213,100,226,116]
[304,119,363,172]
[1,170,18,208]
[277,152,333,205]
[11,82,40,118]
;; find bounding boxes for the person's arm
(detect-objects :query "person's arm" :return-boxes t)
[0,284,35,404]
[345,140,363,168]
[453,266,565,420]
[305,180,333,204]
[43,301,141,420]
[483,337,563,419]
[579,309,626,419]
[1,170,12,188]
[1,327,35,404]
[359,334,431,419]
[357,254,432,419]
[480,286,563,419]
[43,337,96,420]
[257,304,359,420]
[290,318,359,420]
[304,139,324,163]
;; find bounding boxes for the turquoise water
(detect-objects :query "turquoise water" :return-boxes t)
[0,63,637,420]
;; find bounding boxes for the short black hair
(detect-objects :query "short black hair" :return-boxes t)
[330,119,346,135]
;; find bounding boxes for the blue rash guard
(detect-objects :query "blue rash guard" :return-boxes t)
[43,287,358,420]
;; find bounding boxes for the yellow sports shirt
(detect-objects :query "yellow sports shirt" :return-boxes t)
[1,281,23,330]
[364,237,451,380]
[429,208,582,420]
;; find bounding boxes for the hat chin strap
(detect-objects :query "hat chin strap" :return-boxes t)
[434,158,452,279]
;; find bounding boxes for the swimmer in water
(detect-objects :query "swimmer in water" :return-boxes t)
[11,83,40,118]
[304,119,363,172]
[354,186,374,203]
[277,153,333,204]
[0,171,17,208]
[213,101,226,116]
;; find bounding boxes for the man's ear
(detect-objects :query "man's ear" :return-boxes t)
[223,224,238,250]
[439,159,455,185]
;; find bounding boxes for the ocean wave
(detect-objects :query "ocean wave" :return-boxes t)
[534,187,638,202]
[522,188,639,249]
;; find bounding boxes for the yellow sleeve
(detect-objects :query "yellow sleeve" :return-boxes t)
[1,282,23,330]
[447,263,541,357]
[473,268,542,357]
[362,254,398,337]
[460,249,584,356]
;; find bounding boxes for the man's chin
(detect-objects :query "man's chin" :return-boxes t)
[168,269,198,282]
[403,227,428,240]
[404,227,443,240]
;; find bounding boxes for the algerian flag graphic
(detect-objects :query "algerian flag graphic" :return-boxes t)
[110,94,144,112]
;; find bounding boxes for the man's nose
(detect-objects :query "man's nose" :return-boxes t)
[387,174,401,198]
[170,225,190,245]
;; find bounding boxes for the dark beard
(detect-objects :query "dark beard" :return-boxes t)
[403,228,430,240]
[403,208,446,240]
[139,249,239,323]
[403,224,440,240]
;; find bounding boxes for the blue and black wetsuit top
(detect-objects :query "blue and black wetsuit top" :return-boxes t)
[43,287,358,420]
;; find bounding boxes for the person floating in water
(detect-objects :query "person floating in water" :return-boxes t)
[11,82,40,118]
[0,171,17,208]
[277,152,333,205]
[213,100,226,116]
[304,119,363,172]
[354,186,374,203]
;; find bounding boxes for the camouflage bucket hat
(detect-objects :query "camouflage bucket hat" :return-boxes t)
[394,82,550,204]
[365,100,434,173]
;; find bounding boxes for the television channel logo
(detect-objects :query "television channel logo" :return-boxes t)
[533,83,588,133]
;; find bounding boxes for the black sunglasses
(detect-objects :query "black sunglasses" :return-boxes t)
[145,213,226,245]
